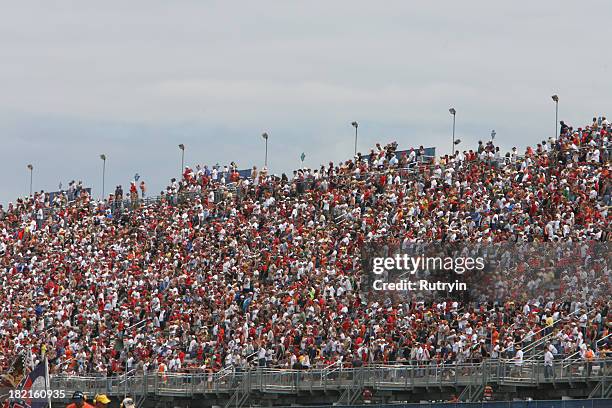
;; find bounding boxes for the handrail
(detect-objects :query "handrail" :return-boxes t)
[324,360,341,370]
[498,294,571,344]
[321,360,343,377]
[524,308,582,351]
[119,368,138,384]
[126,318,151,331]
[501,308,581,354]
[48,359,612,381]
[562,332,612,366]
[44,358,612,401]
[521,307,591,361]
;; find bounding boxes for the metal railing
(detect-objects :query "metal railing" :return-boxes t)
[47,359,612,400]
[562,332,612,367]
[522,308,584,360]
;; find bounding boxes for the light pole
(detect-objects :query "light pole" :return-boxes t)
[262,133,269,167]
[551,94,559,140]
[100,154,106,199]
[449,108,456,155]
[178,144,185,174]
[27,164,33,196]
[491,130,496,141]
[351,121,358,157]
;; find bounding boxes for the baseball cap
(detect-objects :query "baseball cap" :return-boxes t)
[94,395,111,405]
[73,392,85,400]
[122,398,135,408]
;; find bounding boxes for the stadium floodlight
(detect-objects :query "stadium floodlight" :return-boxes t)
[100,154,107,199]
[262,133,269,167]
[449,108,456,155]
[351,122,359,156]
[454,139,462,145]
[26,164,33,196]
[551,95,559,140]
[178,144,185,173]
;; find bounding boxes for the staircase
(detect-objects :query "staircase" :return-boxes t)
[135,373,149,408]
[336,369,365,405]
[224,372,251,408]
[588,379,612,399]
[458,383,485,402]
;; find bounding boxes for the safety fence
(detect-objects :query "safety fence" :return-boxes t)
[280,400,612,408]
[48,359,612,399]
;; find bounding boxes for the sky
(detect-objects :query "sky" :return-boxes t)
[1,0,611,204]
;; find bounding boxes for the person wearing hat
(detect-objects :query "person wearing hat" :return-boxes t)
[121,398,136,408]
[93,395,111,408]
[66,392,94,408]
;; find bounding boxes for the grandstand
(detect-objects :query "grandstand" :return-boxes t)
[0,117,610,407]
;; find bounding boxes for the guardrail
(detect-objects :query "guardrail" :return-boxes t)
[562,333,612,367]
[522,308,584,361]
[285,399,612,408]
[47,359,612,399]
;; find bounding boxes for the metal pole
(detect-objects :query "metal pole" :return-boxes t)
[555,100,559,140]
[102,159,106,199]
[29,169,33,196]
[125,347,129,400]
[354,127,358,157]
[181,149,184,173]
[44,357,52,408]
[265,138,268,167]
[452,114,456,155]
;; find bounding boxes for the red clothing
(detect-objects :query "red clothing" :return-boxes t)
[67,402,95,408]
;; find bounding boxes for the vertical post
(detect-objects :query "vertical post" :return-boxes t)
[45,357,52,408]
[154,369,158,396]
[102,159,106,199]
[452,114,456,154]
[100,155,106,200]
[555,100,559,139]
[449,108,456,156]
[27,164,33,196]
[552,94,559,141]
[124,345,129,400]
[261,133,269,168]
[178,144,185,176]
[143,370,148,405]
[351,121,359,157]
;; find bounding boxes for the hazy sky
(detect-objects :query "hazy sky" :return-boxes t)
[1,1,611,204]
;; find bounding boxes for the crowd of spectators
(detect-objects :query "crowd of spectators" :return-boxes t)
[0,117,610,381]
